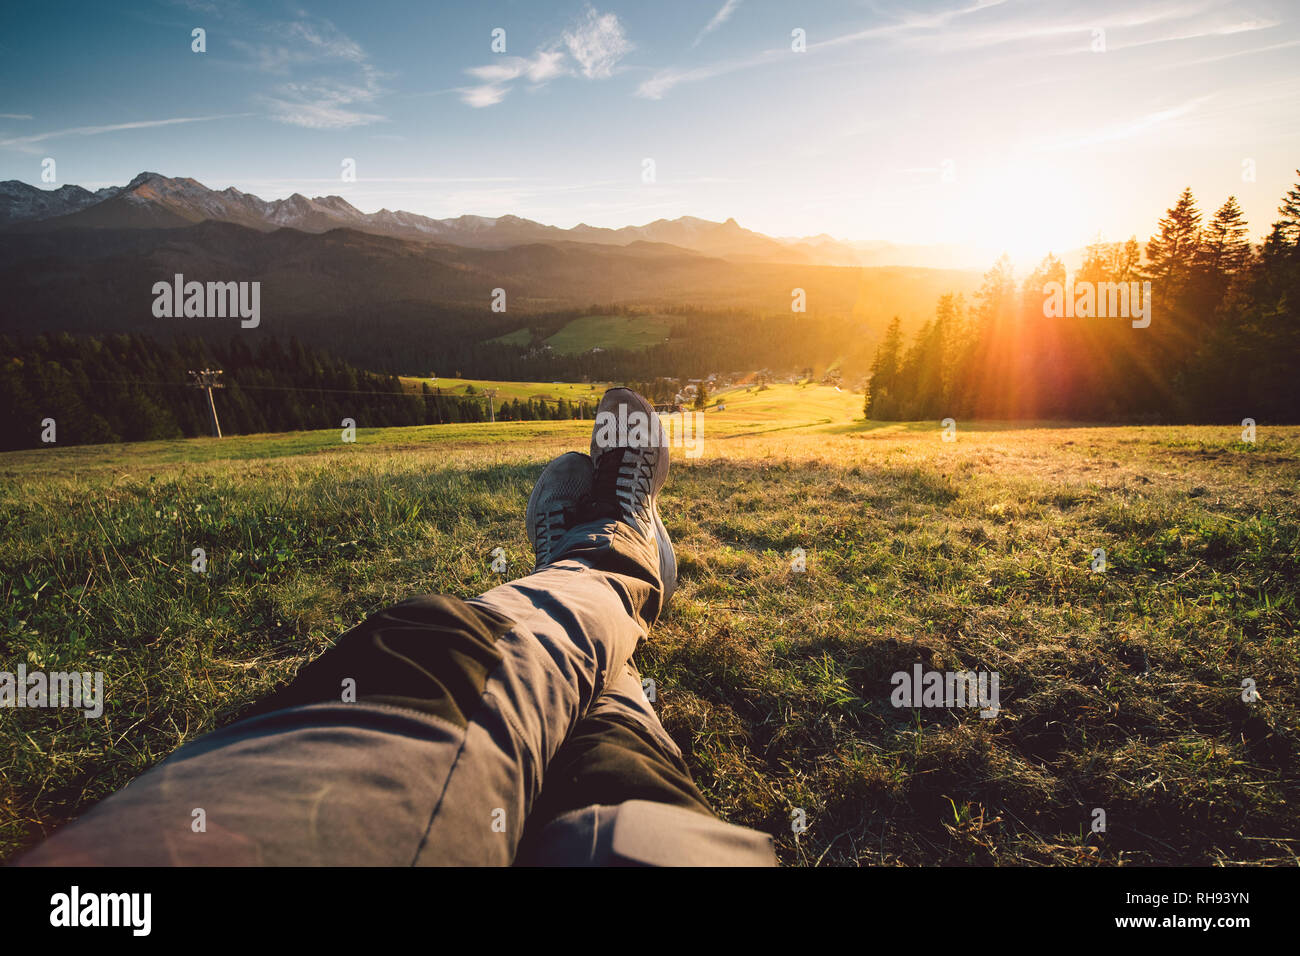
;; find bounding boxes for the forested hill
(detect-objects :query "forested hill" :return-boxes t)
[0,220,978,374]
[0,333,585,450]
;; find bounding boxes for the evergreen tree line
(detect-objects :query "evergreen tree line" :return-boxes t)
[493,396,593,421]
[867,174,1300,422]
[0,333,589,450]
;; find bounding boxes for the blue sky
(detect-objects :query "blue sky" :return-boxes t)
[1,0,1298,260]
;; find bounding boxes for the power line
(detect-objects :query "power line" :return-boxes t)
[13,374,591,407]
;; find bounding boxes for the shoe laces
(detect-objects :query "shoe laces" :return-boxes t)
[534,501,581,566]
[591,447,654,527]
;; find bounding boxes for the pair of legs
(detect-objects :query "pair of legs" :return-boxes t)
[20,389,775,866]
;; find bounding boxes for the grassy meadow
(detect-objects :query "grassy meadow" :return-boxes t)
[484,313,674,354]
[397,375,607,405]
[542,314,673,354]
[2,383,1297,865]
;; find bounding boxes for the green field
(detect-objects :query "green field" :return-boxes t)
[487,314,674,355]
[544,314,672,354]
[484,327,532,347]
[3,384,1298,865]
[398,375,607,406]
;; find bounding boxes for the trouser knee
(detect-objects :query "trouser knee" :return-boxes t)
[240,594,514,729]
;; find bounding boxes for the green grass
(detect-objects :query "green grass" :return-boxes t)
[545,314,671,354]
[398,376,607,406]
[543,314,673,354]
[2,387,1298,865]
[483,328,532,347]
[483,314,672,355]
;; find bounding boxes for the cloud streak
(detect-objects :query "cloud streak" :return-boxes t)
[637,0,1009,99]
[1035,96,1211,150]
[232,15,388,128]
[257,79,384,129]
[692,0,743,48]
[0,115,246,152]
[460,7,632,107]
[635,0,1277,99]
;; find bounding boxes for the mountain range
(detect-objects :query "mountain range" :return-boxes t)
[0,172,986,269]
[0,171,990,376]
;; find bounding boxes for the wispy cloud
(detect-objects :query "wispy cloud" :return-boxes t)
[257,78,384,129]
[460,7,632,107]
[816,0,1011,50]
[636,0,1278,100]
[461,50,569,106]
[230,18,368,73]
[1036,96,1211,150]
[637,50,775,100]
[0,115,245,153]
[914,6,1278,55]
[1076,17,1281,55]
[638,0,1008,99]
[460,83,510,109]
[164,0,228,14]
[564,7,633,78]
[692,0,743,48]
[0,114,33,120]
[1154,36,1300,70]
[232,15,387,128]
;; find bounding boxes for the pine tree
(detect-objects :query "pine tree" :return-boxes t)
[1145,187,1202,286]
[1117,237,1142,280]
[1263,170,1300,255]
[866,316,902,418]
[1277,170,1300,245]
[1198,196,1252,279]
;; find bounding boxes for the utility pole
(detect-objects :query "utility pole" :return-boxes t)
[486,388,497,423]
[188,368,225,438]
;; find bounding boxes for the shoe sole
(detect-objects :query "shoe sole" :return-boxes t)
[652,503,676,604]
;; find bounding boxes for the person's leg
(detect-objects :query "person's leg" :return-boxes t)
[514,661,778,866]
[19,520,660,866]
[520,660,714,829]
[19,391,672,867]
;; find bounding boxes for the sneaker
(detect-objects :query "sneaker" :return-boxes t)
[525,451,595,570]
[588,387,677,606]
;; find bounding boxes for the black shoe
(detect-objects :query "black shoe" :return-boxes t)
[525,451,595,570]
